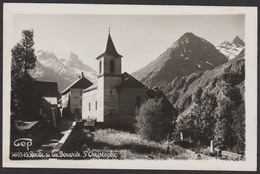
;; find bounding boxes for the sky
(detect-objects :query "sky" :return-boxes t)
[12,14,245,73]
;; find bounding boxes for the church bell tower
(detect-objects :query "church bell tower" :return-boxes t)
[96,28,123,126]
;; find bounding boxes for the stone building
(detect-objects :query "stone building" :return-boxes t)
[60,73,92,121]
[82,32,148,130]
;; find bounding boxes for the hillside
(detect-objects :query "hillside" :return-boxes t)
[132,32,228,89]
[172,53,245,154]
[30,50,97,92]
[132,32,245,154]
[166,52,245,113]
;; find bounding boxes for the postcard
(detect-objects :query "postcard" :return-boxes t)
[3,3,257,171]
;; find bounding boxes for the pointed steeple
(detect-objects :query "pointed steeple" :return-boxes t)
[96,31,122,60]
[105,33,121,57]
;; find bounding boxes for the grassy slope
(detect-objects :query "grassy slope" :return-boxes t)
[84,129,211,160]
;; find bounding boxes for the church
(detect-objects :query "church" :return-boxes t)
[81,31,177,131]
[81,31,148,130]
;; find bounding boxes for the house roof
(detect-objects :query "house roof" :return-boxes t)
[96,33,122,60]
[120,72,146,89]
[37,81,59,98]
[82,83,98,93]
[15,121,39,131]
[61,76,93,95]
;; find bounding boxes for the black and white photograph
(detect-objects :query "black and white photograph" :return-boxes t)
[2,3,257,171]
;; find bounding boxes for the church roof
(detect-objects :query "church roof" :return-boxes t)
[120,72,146,89]
[61,75,93,95]
[96,33,122,60]
[82,73,145,93]
[36,81,59,98]
[147,88,178,115]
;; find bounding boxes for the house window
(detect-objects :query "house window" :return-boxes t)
[99,60,102,74]
[89,102,91,111]
[136,96,141,108]
[110,59,115,74]
[95,101,97,110]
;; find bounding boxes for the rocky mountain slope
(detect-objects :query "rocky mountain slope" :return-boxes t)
[166,51,245,113]
[30,50,97,92]
[132,32,228,90]
[216,36,245,60]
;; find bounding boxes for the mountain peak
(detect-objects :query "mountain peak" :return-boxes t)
[220,41,233,47]
[177,32,211,46]
[232,36,245,47]
[178,32,196,41]
[31,50,97,92]
[216,36,245,60]
[69,52,79,61]
[37,50,59,61]
[132,32,228,89]
[182,32,195,37]
[233,35,241,41]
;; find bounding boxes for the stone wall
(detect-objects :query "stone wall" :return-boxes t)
[82,77,148,130]
[69,88,83,115]
[82,89,101,121]
[98,55,121,76]
[118,88,147,130]
[103,75,122,127]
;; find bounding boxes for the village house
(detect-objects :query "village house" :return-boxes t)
[37,81,59,105]
[60,73,93,121]
[37,81,60,127]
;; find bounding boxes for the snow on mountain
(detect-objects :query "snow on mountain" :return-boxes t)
[61,52,96,81]
[132,32,228,90]
[216,36,245,60]
[30,50,97,92]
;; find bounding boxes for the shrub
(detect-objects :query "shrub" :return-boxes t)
[135,98,172,142]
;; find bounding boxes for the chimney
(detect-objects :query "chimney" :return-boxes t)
[81,72,84,77]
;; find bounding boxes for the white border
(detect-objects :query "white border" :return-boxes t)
[3,3,258,171]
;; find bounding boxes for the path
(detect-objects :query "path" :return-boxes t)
[36,118,74,153]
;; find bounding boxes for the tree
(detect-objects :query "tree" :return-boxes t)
[232,103,245,154]
[177,91,217,144]
[176,113,201,142]
[11,30,37,76]
[135,98,172,142]
[199,92,217,143]
[176,69,245,153]
[11,29,41,121]
[214,99,234,149]
[214,70,244,153]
